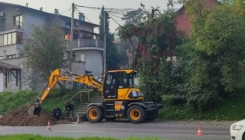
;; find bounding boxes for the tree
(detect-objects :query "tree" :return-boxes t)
[122,8,147,25]
[176,0,245,111]
[118,2,185,102]
[121,7,146,69]
[115,41,129,67]
[99,6,120,70]
[23,20,67,89]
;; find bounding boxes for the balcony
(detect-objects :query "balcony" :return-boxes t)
[0,22,24,32]
[71,39,104,51]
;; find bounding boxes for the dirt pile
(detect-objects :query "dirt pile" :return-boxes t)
[0,106,74,126]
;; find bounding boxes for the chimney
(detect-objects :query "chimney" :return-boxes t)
[54,9,59,15]
[79,13,85,21]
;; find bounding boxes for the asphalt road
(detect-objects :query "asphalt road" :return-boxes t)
[0,120,234,140]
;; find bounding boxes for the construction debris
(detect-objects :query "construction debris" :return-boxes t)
[0,106,73,126]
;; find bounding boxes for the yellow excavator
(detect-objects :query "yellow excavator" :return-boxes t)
[28,68,162,124]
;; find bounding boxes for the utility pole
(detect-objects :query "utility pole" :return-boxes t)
[103,11,107,75]
[70,3,75,72]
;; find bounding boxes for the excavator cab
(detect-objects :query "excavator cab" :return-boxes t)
[103,70,138,99]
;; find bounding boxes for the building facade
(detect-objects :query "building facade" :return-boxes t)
[0,2,104,92]
[175,0,220,36]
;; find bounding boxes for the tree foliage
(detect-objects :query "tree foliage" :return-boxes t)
[24,20,67,81]
[99,7,120,70]
[122,8,147,25]
[175,0,245,111]
[118,3,185,102]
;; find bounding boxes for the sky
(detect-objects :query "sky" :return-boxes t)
[1,0,182,34]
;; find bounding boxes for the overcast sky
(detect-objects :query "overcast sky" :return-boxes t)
[1,0,182,34]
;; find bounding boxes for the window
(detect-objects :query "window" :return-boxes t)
[3,34,7,45]
[7,33,11,44]
[14,15,23,28]
[16,32,22,44]
[12,32,16,44]
[8,70,17,83]
[0,35,3,46]
[0,32,20,46]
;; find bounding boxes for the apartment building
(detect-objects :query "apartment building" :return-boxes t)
[0,2,104,91]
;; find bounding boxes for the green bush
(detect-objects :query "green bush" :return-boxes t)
[158,94,245,121]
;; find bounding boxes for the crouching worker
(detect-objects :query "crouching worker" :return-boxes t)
[52,106,62,120]
[65,102,74,120]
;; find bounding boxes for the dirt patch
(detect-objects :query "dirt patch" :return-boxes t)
[0,105,74,126]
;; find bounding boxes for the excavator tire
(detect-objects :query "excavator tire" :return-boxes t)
[127,105,146,124]
[87,106,103,123]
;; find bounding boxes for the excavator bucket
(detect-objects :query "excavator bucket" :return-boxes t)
[28,104,42,116]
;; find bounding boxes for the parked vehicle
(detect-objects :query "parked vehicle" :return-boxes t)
[230,119,245,140]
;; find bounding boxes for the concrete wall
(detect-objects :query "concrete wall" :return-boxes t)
[22,9,48,38]
[83,50,103,76]
[0,4,22,26]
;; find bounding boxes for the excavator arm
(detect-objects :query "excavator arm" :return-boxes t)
[27,69,103,116]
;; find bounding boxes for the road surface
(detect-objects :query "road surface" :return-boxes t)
[0,120,234,140]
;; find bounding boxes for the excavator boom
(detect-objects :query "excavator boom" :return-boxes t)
[28,69,103,116]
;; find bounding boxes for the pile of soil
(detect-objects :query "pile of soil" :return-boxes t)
[0,105,74,126]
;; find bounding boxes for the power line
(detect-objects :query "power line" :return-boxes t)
[109,13,123,19]
[109,14,122,26]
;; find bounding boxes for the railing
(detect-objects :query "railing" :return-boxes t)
[65,89,93,103]
[78,39,104,48]
[0,22,24,32]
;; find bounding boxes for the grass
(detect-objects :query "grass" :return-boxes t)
[0,134,162,140]
[158,95,245,121]
[0,88,98,115]
[0,90,37,115]
[1,88,245,121]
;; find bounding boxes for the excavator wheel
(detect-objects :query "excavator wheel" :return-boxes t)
[87,106,103,123]
[127,105,146,124]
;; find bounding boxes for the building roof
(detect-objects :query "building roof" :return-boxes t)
[0,1,99,27]
[0,61,20,70]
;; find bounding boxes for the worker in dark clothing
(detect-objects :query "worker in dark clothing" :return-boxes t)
[65,102,74,119]
[52,107,62,120]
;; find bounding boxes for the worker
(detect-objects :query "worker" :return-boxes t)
[65,102,74,120]
[52,106,62,120]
